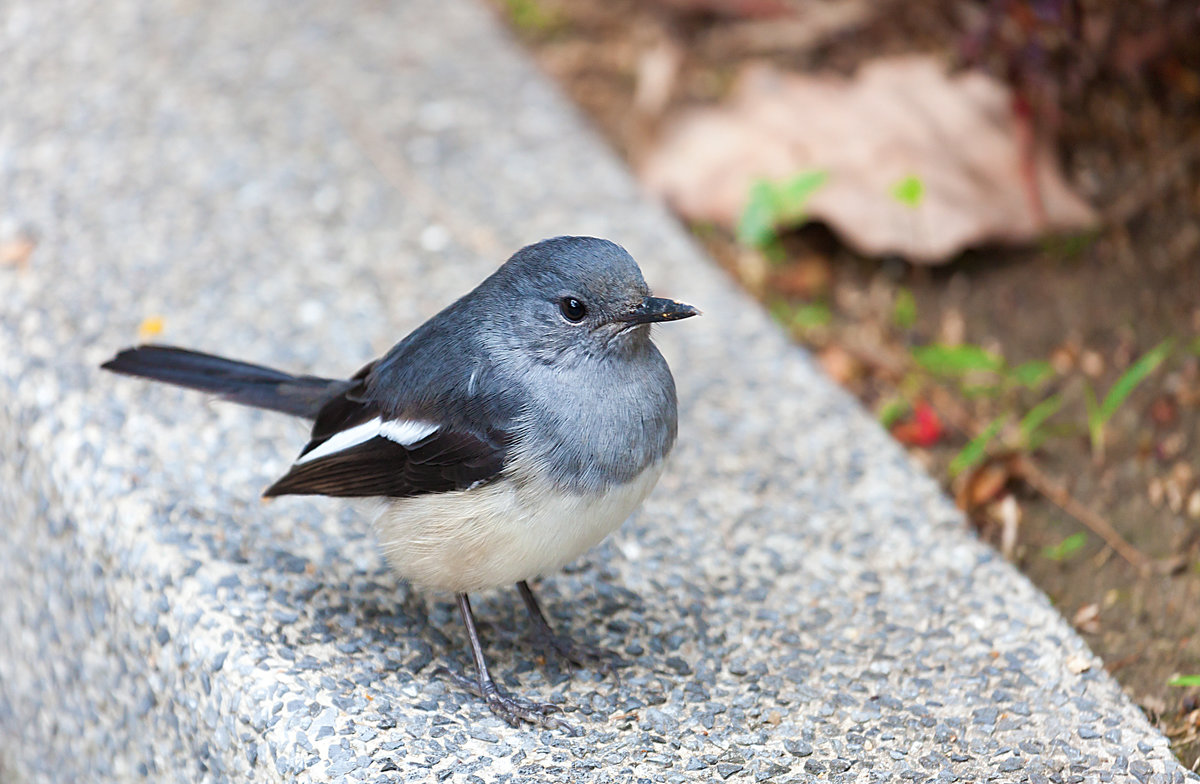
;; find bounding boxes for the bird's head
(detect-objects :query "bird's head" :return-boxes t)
[484,236,699,365]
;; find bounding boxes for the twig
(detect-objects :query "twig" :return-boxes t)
[924,384,1153,570]
[1015,456,1150,570]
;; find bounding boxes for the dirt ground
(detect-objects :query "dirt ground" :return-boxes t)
[490,0,1200,766]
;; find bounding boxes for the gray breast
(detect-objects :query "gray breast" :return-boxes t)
[511,342,678,494]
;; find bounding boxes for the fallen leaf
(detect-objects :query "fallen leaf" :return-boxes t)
[642,56,1097,263]
[957,458,1012,511]
[1072,603,1102,635]
[891,401,943,447]
[817,344,859,386]
[1188,490,1200,520]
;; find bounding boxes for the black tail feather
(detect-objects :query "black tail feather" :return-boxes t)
[101,345,345,419]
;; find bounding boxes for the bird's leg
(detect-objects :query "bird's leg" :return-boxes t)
[440,592,575,733]
[517,580,624,682]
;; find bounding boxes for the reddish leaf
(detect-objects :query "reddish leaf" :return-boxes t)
[891,402,944,447]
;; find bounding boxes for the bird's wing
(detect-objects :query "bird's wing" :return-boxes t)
[262,363,510,499]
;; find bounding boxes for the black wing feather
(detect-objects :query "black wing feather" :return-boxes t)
[263,369,510,499]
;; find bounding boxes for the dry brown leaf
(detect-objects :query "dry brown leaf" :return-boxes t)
[641,56,1098,263]
[956,458,1012,511]
[1072,603,1102,634]
[817,344,860,386]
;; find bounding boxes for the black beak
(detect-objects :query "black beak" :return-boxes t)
[620,296,701,325]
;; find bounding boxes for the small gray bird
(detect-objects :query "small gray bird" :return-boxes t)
[101,236,698,730]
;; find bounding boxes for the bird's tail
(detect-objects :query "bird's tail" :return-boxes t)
[101,345,348,419]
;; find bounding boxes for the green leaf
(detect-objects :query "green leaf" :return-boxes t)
[891,175,925,208]
[948,416,1006,478]
[1084,383,1102,457]
[892,288,917,329]
[777,171,828,214]
[1019,394,1063,450]
[503,0,562,34]
[736,171,828,248]
[912,344,1004,376]
[1041,532,1088,561]
[1098,339,1174,421]
[737,181,779,247]
[960,383,1003,399]
[1168,674,1200,687]
[1189,336,1200,356]
[1009,360,1053,389]
[877,398,909,429]
[791,302,832,330]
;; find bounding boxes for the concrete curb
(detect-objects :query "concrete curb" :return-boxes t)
[1,0,1191,781]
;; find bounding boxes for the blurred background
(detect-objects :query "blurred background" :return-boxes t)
[483,0,1200,766]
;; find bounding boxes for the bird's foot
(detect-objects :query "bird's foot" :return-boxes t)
[434,666,580,735]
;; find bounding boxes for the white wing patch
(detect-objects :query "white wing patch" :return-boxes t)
[380,419,438,446]
[295,417,438,465]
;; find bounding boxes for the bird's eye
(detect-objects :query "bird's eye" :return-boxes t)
[559,297,587,323]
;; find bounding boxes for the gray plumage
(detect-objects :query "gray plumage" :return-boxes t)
[101,235,698,729]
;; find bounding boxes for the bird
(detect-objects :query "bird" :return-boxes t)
[100,236,698,730]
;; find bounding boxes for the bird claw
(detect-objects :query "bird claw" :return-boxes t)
[434,666,580,735]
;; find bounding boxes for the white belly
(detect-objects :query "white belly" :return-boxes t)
[372,461,665,593]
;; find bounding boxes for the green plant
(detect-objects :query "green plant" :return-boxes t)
[892,288,917,329]
[911,343,1004,376]
[791,302,832,331]
[502,0,563,35]
[877,398,909,429]
[1008,360,1053,389]
[891,175,925,208]
[1084,339,1174,460]
[1041,532,1087,561]
[949,415,1007,477]
[1018,394,1063,451]
[1168,675,1200,687]
[737,171,828,248]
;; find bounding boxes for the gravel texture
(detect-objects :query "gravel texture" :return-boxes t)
[0,0,1194,782]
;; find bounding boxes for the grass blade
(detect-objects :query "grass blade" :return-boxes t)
[1019,394,1063,450]
[912,344,1004,376]
[1041,532,1087,561]
[948,416,1006,478]
[1168,674,1200,687]
[1099,339,1174,421]
[1009,360,1053,389]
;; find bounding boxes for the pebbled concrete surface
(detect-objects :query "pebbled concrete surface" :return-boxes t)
[0,0,1193,782]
